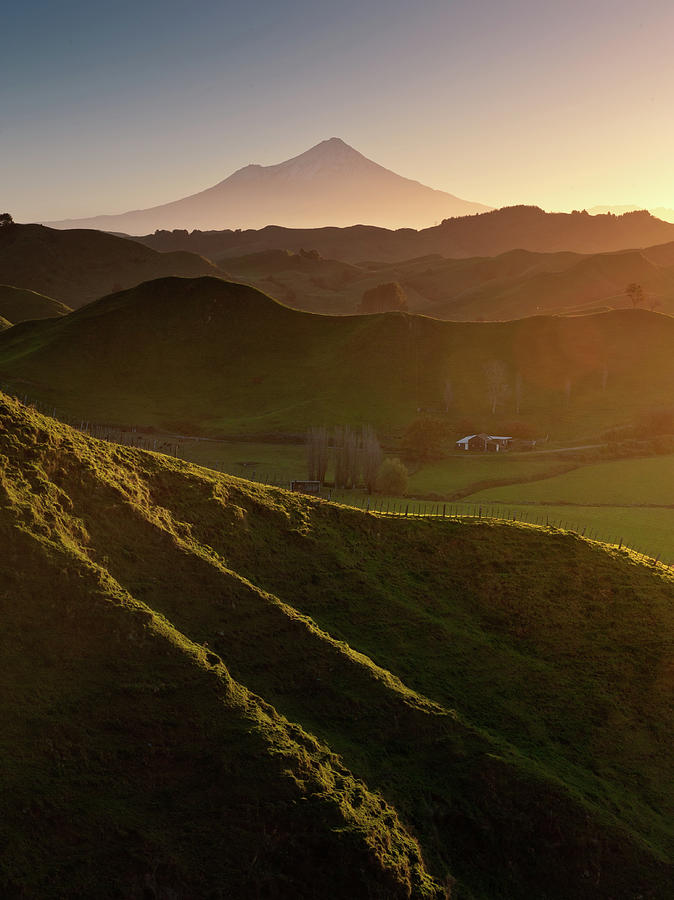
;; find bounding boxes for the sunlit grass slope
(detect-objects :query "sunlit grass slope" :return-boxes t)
[1,394,672,898]
[0,284,72,323]
[0,315,10,331]
[2,276,674,440]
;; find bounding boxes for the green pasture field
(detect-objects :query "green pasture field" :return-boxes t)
[406,452,575,497]
[462,452,674,506]
[174,437,306,484]
[458,452,674,558]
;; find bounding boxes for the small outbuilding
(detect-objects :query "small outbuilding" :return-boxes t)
[456,433,512,452]
[290,480,322,495]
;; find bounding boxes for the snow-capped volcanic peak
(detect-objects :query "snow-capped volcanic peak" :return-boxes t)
[44,137,492,231]
[230,138,376,182]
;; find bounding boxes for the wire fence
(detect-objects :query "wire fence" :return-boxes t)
[317,491,674,570]
[4,385,672,572]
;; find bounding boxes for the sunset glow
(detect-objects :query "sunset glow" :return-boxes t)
[3,0,674,224]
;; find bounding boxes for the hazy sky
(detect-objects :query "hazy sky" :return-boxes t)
[3,0,673,221]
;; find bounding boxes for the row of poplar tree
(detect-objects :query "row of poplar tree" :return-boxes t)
[306,425,383,490]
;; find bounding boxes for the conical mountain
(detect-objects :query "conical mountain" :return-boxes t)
[45,138,491,233]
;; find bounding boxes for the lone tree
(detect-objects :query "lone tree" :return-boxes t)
[358,282,408,314]
[0,212,13,227]
[626,282,645,308]
[375,458,408,495]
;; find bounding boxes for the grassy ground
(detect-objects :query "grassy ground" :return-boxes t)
[4,276,674,440]
[465,453,674,506]
[458,452,674,558]
[406,453,574,497]
[1,393,672,898]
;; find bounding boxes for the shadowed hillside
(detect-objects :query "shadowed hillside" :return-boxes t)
[0,283,72,323]
[140,206,674,263]
[0,223,225,308]
[3,276,674,439]
[1,393,672,898]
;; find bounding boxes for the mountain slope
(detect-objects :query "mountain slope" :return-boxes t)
[140,205,674,263]
[45,138,491,233]
[1,393,672,897]
[3,276,674,440]
[0,283,72,322]
[0,222,225,308]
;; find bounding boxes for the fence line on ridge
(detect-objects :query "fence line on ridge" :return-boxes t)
[4,385,671,572]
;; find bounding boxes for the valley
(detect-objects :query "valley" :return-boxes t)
[3,153,674,900]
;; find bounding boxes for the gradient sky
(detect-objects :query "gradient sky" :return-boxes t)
[2,0,673,222]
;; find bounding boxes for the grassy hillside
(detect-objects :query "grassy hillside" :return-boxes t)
[2,276,674,440]
[414,248,674,320]
[0,223,225,308]
[0,315,10,331]
[0,283,72,323]
[226,245,674,322]
[1,393,672,898]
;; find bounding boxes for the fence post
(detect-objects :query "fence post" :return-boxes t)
[405,504,409,517]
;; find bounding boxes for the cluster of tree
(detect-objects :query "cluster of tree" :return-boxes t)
[0,213,13,227]
[357,281,408,314]
[402,416,452,461]
[306,425,384,491]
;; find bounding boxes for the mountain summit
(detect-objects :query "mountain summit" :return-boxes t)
[45,138,491,233]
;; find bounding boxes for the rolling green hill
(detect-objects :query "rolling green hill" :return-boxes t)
[413,248,674,320]
[1,393,672,897]
[0,283,72,323]
[2,276,674,440]
[0,223,225,308]
[227,245,674,321]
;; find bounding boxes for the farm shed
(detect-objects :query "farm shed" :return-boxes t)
[290,480,322,495]
[456,433,512,452]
